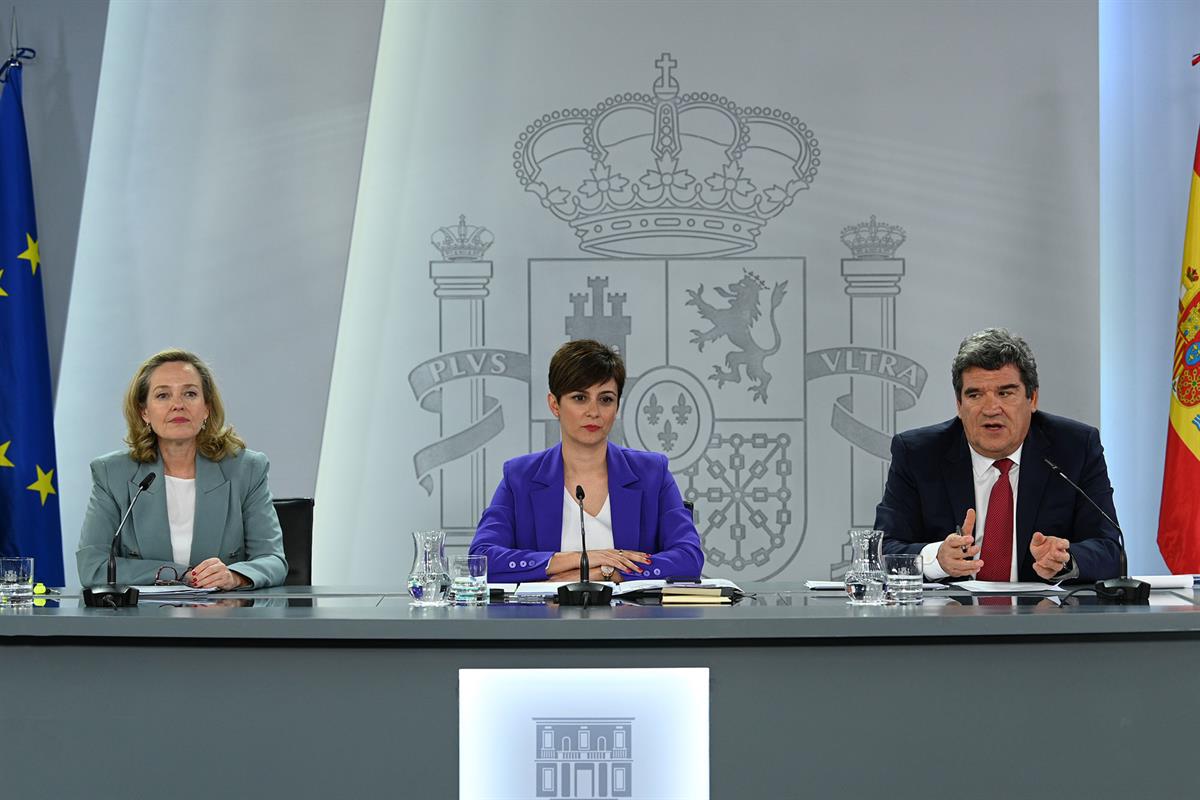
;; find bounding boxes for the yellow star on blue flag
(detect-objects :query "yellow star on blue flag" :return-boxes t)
[0,57,65,584]
[17,232,38,275]
[26,465,56,506]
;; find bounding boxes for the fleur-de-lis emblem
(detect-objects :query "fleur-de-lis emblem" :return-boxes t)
[657,420,679,450]
[672,393,693,425]
[643,393,664,425]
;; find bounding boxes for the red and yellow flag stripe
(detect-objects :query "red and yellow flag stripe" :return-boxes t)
[1159,126,1200,572]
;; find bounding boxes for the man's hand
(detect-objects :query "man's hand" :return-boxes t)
[936,508,985,577]
[1030,532,1070,580]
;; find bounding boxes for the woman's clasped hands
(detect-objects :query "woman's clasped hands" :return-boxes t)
[547,548,651,582]
[187,558,250,590]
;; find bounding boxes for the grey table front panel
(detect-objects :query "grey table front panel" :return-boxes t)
[3,586,1197,797]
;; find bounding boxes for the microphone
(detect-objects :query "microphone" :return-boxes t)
[576,484,590,580]
[1043,458,1149,604]
[83,471,156,608]
[557,484,614,608]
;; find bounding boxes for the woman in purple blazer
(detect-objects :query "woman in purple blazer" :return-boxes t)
[470,340,704,583]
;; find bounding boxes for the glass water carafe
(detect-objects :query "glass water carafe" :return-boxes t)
[844,528,885,605]
[407,529,450,607]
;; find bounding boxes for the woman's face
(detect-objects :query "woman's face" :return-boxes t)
[141,361,210,447]
[549,379,619,449]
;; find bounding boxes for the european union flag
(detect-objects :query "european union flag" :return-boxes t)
[0,56,65,586]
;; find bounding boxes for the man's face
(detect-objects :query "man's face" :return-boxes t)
[956,364,1038,460]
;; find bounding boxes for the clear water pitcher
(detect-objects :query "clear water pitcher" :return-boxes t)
[407,529,450,607]
[844,528,885,605]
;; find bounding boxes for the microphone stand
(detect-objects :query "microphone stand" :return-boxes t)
[83,472,156,608]
[558,484,613,607]
[1044,459,1150,605]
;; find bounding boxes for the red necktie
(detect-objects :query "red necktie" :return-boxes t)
[977,458,1014,581]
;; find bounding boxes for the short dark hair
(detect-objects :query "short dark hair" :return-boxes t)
[951,328,1039,400]
[548,339,626,400]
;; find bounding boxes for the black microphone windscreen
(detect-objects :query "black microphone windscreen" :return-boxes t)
[140,472,157,490]
[576,484,585,501]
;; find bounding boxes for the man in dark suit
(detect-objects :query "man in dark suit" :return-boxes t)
[877,328,1121,582]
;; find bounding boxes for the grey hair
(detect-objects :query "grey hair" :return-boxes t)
[951,328,1038,400]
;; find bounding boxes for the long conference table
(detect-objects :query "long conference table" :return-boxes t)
[2,582,1198,798]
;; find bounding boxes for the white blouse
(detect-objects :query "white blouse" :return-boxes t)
[164,475,196,566]
[559,487,615,552]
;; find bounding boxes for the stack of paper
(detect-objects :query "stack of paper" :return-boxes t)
[132,584,219,601]
[613,578,742,604]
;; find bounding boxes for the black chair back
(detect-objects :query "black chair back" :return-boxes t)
[272,497,314,586]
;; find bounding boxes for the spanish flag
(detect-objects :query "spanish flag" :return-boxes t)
[1159,125,1200,573]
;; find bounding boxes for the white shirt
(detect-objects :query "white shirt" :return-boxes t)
[560,487,615,553]
[165,475,196,567]
[922,444,1022,580]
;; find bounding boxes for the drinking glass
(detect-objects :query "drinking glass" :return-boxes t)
[883,553,923,605]
[0,557,34,604]
[448,554,489,606]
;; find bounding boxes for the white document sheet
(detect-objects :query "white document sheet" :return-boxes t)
[512,581,578,597]
[1130,575,1193,589]
[956,580,1067,594]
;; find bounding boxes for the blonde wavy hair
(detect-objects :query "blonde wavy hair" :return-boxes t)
[123,349,245,463]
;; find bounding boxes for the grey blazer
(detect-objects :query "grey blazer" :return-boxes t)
[76,448,288,588]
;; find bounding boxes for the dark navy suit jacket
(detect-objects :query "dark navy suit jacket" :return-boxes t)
[876,411,1122,582]
[470,443,705,582]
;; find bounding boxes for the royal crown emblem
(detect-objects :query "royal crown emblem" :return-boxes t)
[840,215,906,259]
[431,214,494,262]
[513,53,819,257]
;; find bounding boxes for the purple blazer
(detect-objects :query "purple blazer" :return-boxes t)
[470,442,705,582]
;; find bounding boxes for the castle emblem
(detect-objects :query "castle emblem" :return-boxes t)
[567,276,632,356]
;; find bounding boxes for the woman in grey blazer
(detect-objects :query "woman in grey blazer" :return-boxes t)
[77,349,287,589]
